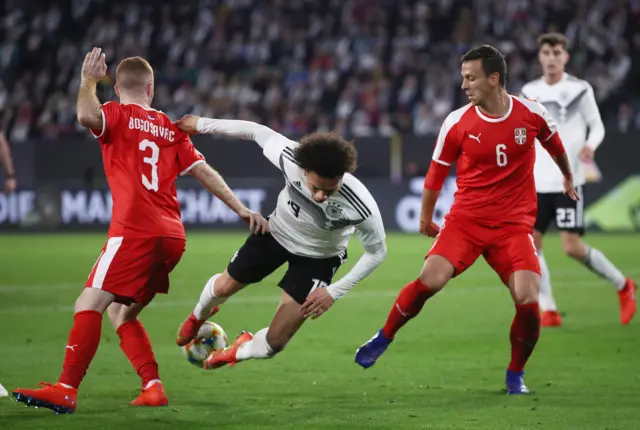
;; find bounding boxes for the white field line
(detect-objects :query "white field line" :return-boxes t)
[1,268,639,315]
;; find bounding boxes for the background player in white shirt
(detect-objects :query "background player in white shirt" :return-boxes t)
[521,33,636,327]
[175,115,387,368]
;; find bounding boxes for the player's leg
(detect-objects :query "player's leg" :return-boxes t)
[204,250,347,369]
[485,231,541,394]
[355,219,481,369]
[534,192,562,327]
[177,233,289,346]
[13,239,122,413]
[107,302,167,407]
[208,291,307,368]
[115,236,186,407]
[556,187,636,324]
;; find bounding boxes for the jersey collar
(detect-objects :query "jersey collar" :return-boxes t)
[474,95,513,123]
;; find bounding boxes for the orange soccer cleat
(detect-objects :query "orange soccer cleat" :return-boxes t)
[618,278,637,325]
[203,331,254,370]
[176,306,220,346]
[13,382,77,414]
[541,310,562,327]
[131,382,168,407]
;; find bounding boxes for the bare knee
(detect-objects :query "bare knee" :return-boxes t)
[213,271,246,298]
[561,233,585,260]
[107,303,142,330]
[74,288,115,314]
[418,255,455,292]
[509,271,540,305]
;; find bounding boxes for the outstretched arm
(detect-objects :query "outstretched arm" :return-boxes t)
[176,115,297,168]
[189,162,269,234]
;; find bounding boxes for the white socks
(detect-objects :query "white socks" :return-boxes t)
[144,379,161,390]
[193,274,228,320]
[537,251,558,312]
[235,328,274,361]
[0,383,8,397]
[538,245,627,313]
[582,246,626,291]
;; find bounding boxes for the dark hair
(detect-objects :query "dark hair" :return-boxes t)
[460,45,507,87]
[537,32,568,50]
[294,132,357,178]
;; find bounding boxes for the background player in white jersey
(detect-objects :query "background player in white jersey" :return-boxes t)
[174,115,387,368]
[521,33,636,327]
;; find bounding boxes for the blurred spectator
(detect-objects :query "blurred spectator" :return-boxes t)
[0,0,639,141]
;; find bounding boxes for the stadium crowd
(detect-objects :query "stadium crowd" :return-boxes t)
[0,0,639,142]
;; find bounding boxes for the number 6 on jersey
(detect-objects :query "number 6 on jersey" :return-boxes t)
[496,144,507,167]
[139,139,160,191]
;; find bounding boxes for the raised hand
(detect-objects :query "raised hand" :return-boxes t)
[81,47,107,84]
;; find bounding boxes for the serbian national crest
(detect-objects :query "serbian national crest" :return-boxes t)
[514,128,527,145]
[325,202,343,219]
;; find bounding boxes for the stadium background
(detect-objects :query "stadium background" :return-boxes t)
[1,1,639,429]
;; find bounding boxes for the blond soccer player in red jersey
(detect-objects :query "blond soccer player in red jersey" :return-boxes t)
[12,48,268,414]
[355,45,579,395]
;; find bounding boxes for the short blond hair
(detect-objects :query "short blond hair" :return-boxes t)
[115,56,154,90]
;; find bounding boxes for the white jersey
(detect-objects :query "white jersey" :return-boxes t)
[262,134,386,259]
[521,73,605,193]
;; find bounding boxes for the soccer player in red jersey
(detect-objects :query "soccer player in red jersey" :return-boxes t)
[355,45,578,394]
[12,48,268,414]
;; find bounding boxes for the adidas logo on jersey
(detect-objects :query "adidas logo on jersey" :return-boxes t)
[292,181,301,188]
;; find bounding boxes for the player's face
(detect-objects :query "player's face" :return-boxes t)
[538,44,568,75]
[305,171,342,203]
[460,60,498,106]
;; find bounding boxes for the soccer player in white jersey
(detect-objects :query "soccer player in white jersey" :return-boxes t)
[521,33,636,327]
[174,115,387,368]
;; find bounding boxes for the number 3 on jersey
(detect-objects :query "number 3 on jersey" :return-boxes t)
[139,139,159,191]
[496,144,507,167]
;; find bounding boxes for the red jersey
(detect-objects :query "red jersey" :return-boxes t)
[91,102,205,238]
[430,95,564,228]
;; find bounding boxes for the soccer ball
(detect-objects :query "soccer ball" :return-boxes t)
[181,321,228,368]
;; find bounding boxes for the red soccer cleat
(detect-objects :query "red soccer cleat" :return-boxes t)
[12,382,77,414]
[131,382,168,407]
[176,306,220,346]
[618,278,637,325]
[541,310,562,327]
[203,331,254,370]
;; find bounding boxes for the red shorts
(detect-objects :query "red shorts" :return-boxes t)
[427,217,540,285]
[85,236,186,305]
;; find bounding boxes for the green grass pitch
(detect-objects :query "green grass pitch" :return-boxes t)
[0,232,638,429]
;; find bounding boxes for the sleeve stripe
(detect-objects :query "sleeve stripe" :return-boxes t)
[433,159,451,167]
[90,109,107,139]
[338,189,367,219]
[541,129,557,142]
[340,184,372,217]
[282,153,299,166]
[180,159,205,176]
[282,147,300,165]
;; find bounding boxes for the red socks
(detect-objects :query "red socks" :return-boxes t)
[117,320,159,387]
[59,310,103,388]
[508,302,541,372]
[382,278,434,339]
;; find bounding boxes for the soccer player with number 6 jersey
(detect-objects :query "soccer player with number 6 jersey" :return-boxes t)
[355,45,578,394]
[12,48,268,414]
